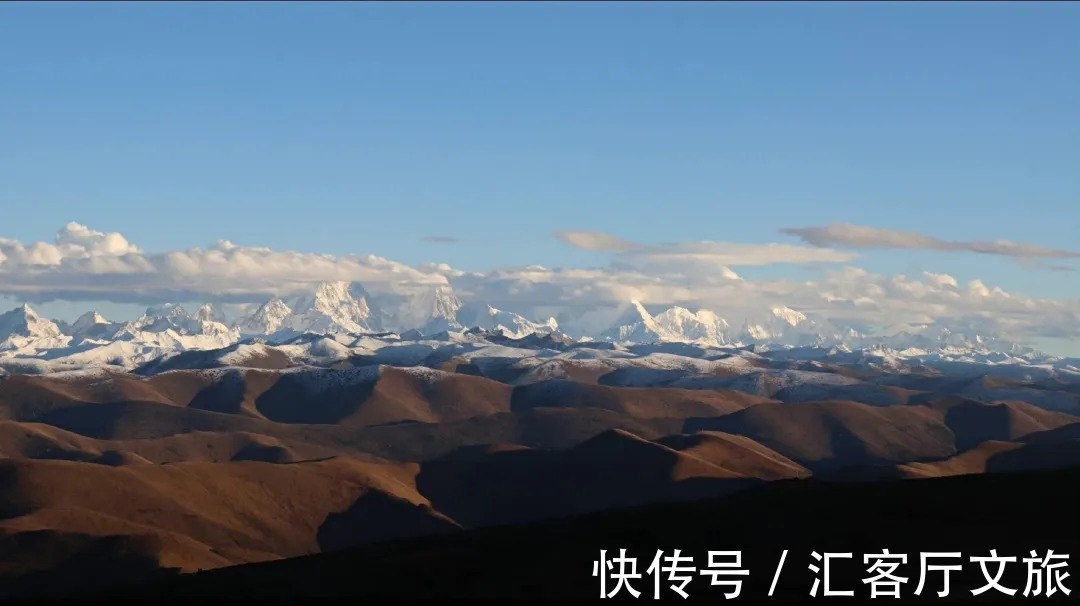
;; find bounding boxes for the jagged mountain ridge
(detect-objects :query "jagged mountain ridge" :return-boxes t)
[0,281,1044,369]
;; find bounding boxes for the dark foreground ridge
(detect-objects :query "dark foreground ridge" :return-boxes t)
[77,466,1080,603]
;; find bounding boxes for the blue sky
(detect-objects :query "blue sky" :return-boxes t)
[0,2,1078,353]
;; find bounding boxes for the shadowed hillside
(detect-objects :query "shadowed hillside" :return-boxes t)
[101,466,1080,603]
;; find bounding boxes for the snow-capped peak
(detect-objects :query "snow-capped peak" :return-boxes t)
[144,303,187,319]
[617,300,655,325]
[113,302,238,349]
[65,311,121,341]
[429,286,463,320]
[196,303,225,323]
[126,304,199,334]
[235,298,292,336]
[387,285,463,333]
[602,300,676,343]
[652,306,730,346]
[455,302,560,338]
[771,306,807,327]
[281,281,379,335]
[0,304,63,341]
[72,311,110,330]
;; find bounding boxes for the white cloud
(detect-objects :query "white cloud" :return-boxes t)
[0,223,448,303]
[55,222,141,255]
[555,230,643,252]
[557,229,857,277]
[923,271,959,289]
[782,223,1080,261]
[617,241,856,271]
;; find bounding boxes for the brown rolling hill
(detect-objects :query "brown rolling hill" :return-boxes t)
[898,431,1080,479]
[0,366,515,428]
[134,343,295,374]
[2,368,773,463]
[508,379,775,418]
[7,394,686,463]
[932,397,1080,449]
[250,366,513,426]
[654,430,812,479]
[0,456,457,576]
[5,366,752,433]
[415,428,807,528]
[685,398,1079,472]
[0,426,813,589]
[5,369,1077,472]
[1,357,1080,601]
[0,368,280,422]
[863,405,1080,480]
[897,440,1026,478]
[684,400,958,469]
[0,420,343,465]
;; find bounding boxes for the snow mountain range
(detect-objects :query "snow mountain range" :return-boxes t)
[0,280,1048,372]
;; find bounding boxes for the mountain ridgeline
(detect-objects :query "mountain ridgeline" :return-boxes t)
[0,281,1051,375]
